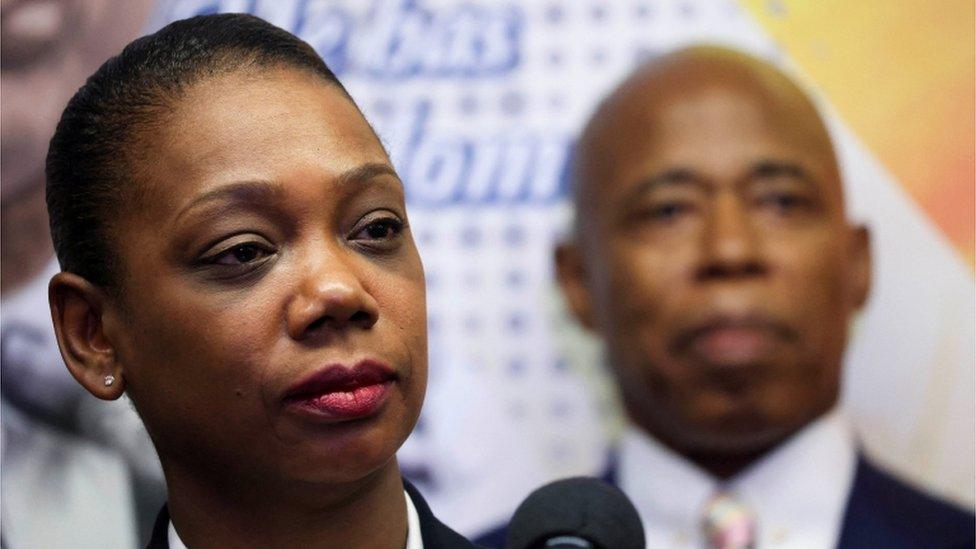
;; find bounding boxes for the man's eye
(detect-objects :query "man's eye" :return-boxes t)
[758,193,810,214]
[642,201,694,222]
[210,242,272,265]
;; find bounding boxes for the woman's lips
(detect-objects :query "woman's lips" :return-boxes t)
[290,382,393,419]
[283,360,397,421]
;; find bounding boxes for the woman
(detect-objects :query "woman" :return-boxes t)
[45,13,475,549]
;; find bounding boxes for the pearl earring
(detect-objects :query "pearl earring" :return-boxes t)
[104,375,116,387]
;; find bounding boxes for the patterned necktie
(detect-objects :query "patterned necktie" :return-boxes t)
[701,490,757,549]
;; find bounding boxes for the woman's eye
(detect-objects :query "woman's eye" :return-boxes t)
[354,218,404,242]
[216,243,264,264]
[205,240,275,266]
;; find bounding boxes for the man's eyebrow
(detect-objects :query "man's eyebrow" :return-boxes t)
[175,180,285,223]
[626,168,709,199]
[749,160,813,185]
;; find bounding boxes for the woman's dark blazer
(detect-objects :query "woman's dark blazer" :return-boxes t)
[146,480,481,548]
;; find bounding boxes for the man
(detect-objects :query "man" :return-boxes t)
[477,46,974,548]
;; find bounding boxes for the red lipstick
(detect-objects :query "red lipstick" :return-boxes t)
[283,360,396,421]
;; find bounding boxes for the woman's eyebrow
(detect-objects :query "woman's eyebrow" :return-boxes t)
[174,180,284,223]
[174,164,399,222]
[336,162,400,186]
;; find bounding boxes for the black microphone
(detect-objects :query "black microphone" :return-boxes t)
[505,477,645,549]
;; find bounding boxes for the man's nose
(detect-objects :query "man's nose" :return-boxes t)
[696,192,767,281]
[285,245,379,341]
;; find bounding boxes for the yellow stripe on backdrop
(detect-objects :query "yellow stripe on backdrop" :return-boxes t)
[740,0,975,268]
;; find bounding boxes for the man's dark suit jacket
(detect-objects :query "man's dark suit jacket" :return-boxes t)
[474,455,975,548]
[146,480,480,549]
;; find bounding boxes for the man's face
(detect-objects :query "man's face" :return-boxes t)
[560,82,870,457]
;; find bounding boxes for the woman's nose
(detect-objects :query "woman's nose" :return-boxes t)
[285,249,379,341]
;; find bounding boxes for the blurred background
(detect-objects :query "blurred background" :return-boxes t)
[1,0,973,546]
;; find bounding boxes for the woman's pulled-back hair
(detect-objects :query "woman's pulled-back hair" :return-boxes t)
[46,13,346,290]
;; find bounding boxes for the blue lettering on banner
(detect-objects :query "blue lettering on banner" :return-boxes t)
[376,101,572,205]
[160,0,568,206]
[165,0,521,79]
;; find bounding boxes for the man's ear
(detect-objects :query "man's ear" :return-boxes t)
[48,272,126,400]
[555,239,597,331]
[849,225,872,310]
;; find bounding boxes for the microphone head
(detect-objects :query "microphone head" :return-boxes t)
[505,477,645,549]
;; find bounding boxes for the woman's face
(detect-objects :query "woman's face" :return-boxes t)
[105,67,427,487]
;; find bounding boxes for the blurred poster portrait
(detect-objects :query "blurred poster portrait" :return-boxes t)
[2,2,161,548]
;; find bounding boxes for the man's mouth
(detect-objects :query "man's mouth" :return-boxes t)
[674,315,797,368]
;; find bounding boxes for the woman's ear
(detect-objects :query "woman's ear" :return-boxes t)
[48,272,126,400]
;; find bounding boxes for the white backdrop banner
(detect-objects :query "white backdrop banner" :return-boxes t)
[151,0,976,534]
